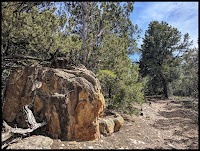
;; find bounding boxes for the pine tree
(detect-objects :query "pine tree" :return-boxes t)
[1,2,68,59]
[139,21,192,98]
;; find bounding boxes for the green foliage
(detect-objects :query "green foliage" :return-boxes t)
[139,21,192,98]
[96,69,117,100]
[1,2,68,59]
[63,2,145,114]
[1,2,146,115]
[97,70,117,79]
[171,48,198,98]
[64,2,141,66]
[146,115,150,119]
[144,76,163,96]
[97,59,146,114]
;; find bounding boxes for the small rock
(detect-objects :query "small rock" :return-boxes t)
[130,139,137,144]
[61,144,65,146]
[121,114,134,122]
[113,115,124,132]
[126,123,132,126]
[7,135,53,149]
[99,117,115,136]
[99,134,104,138]
[168,143,175,148]
[68,141,77,145]
[88,146,93,149]
[138,140,145,144]
[129,138,145,145]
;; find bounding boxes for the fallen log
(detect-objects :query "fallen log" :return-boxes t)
[2,104,46,142]
[1,136,22,149]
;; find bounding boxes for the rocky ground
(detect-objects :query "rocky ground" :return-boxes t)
[2,96,199,149]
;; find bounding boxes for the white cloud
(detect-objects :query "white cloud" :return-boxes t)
[131,2,199,48]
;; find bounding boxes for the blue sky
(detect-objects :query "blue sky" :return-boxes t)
[129,2,199,62]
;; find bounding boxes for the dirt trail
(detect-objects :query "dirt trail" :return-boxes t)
[51,96,198,149]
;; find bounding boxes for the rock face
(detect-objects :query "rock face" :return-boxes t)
[99,110,124,136]
[2,63,105,141]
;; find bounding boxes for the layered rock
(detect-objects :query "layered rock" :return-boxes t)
[2,63,105,141]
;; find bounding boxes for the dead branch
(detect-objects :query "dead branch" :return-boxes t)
[2,55,44,61]
[2,104,46,142]
[1,131,13,142]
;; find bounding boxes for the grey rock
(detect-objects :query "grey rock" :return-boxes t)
[7,135,53,149]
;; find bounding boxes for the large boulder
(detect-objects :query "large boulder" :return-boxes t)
[2,63,105,141]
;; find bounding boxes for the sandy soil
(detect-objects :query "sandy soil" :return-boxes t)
[51,96,199,149]
[3,96,198,149]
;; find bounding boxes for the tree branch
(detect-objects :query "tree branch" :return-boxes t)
[2,55,44,61]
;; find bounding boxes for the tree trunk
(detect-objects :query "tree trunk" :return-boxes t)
[81,2,89,66]
[108,88,111,99]
[160,74,168,99]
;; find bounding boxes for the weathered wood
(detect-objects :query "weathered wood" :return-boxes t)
[2,104,46,142]
[1,136,22,149]
[1,131,13,142]
[23,104,46,129]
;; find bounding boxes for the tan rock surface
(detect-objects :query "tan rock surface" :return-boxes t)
[99,111,124,136]
[99,118,115,136]
[2,64,105,141]
[113,114,124,132]
[7,135,53,149]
